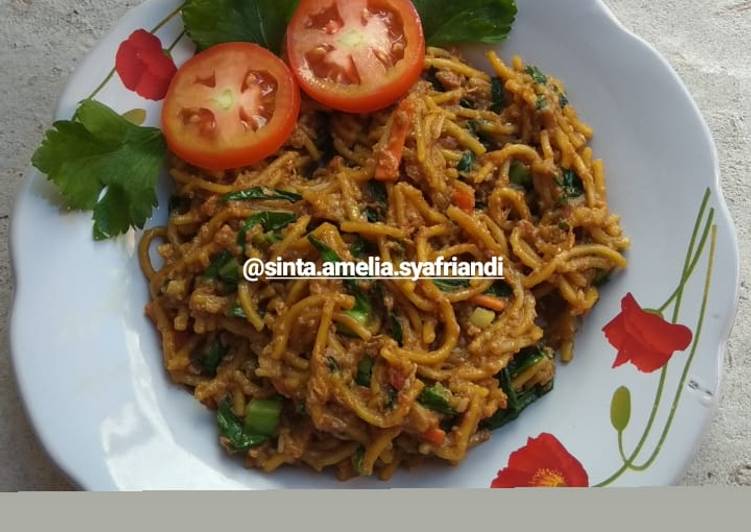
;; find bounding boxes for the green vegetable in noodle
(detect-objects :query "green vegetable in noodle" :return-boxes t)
[418,383,456,416]
[237,211,296,246]
[557,169,584,201]
[182,0,299,54]
[485,280,512,298]
[509,161,532,189]
[490,77,506,113]
[205,251,241,285]
[244,398,283,436]
[223,187,302,203]
[352,446,366,475]
[388,313,404,346]
[198,339,228,375]
[356,356,375,387]
[31,99,166,241]
[433,279,471,292]
[525,65,548,85]
[308,235,342,263]
[457,151,475,173]
[217,400,268,452]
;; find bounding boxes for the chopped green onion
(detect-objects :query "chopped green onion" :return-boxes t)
[227,304,247,319]
[418,383,456,416]
[356,356,374,387]
[244,398,283,437]
[509,161,532,189]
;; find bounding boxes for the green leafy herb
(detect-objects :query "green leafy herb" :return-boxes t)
[413,0,517,45]
[237,211,296,246]
[199,339,228,375]
[356,356,375,387]
[31,99,166,241]
[536,95,547,111]
[457,151,475,173]
[366,181,388,206]
[352,446,366,475]
[182,0,299,54]
[557,169,584,201]
[244,398,283,436]
[490,76,506,113]
[217,400,268,452]
[363,181,388,222]
[227,303,247,319]
[460,98,476,109]
[364,207,383,223]
[483,345,554,430]
[594,269,612,287]
[509,161,532,189]
[507,345,549,378]
[418,383,456,416]
[350,236,377,258]
[205,251,241,285]
[308,235,342,263]
[326,356,340,373]
[485,280,512,298]
[433,279,471,292]
[223,187,302,203]
[525,65,548,85]
[387,313,404,346]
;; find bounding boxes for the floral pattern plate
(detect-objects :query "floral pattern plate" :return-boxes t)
[9,0,740,489]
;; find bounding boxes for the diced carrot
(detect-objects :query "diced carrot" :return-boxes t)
[375,99,416,182]
[469,294,507,312]
[452,184,475,213]
[422,427,446,446]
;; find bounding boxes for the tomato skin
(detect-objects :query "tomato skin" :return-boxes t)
[162,43,300,171]
[286,0,426,114]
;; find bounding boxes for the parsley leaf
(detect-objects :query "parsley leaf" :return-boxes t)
[182,0,299,54]
[413,0,517,45]
[32,99,166,241]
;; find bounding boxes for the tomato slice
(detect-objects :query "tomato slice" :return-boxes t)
[286,0,425,113]
[162,43,300,171]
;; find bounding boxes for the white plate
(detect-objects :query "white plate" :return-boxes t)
[9,0,740,489]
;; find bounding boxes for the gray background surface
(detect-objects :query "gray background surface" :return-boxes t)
[0,0,748,490]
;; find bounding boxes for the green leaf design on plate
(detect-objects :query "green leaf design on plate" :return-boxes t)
[122,108,147,126]
[610,386,631,432]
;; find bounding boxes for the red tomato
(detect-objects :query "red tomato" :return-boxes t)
[162,43,300,171]
[286,0,425,113]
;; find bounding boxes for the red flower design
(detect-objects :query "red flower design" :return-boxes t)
[115,30,177,101]
[603,293,693,373]
[491,433,589,488]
